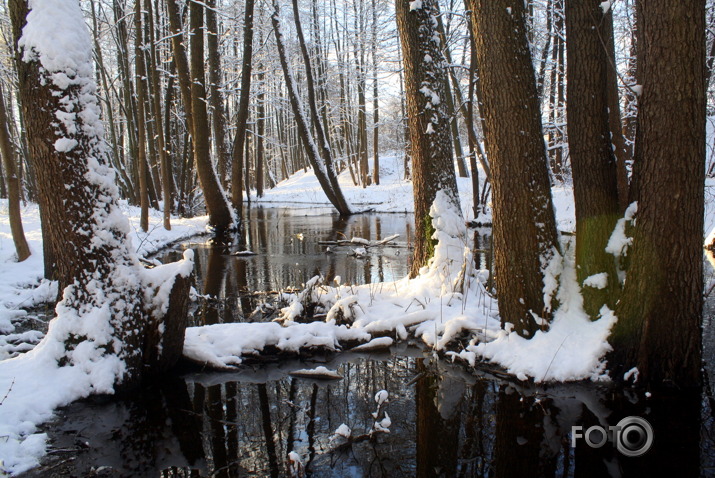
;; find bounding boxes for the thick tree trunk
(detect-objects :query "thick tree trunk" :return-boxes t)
[396,0,461,277]
[0,84,30,262]
[9,0,192,387]
[189,0,234,232]
[469,0,560,338]
[609,0,705,389]
[565,0,621,318]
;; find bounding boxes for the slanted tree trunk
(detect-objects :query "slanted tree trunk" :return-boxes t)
[189,0,234,232]
[272,0,351,216]
[231,0,255,217]
[609,0,705,389]
[396,0,461,276]
[434,11,468,178]
[565,0,621,318]
[291,0,350,210]
[0,84,30,262]
[165,0,193,134]
[10,0,192,387]
[469,0,560,338]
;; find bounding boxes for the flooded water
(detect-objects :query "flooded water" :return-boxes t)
[19,208,715,477]
[161,207,417,326]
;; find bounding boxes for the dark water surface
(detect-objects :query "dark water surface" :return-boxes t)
[20,208,715,477]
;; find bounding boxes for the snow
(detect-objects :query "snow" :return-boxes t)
[289,366,343,379]
[599,1,611,13]
[0,201,207,475]
[583,273,608,289]
[333,423,352,438]
[409,0,422,11]
[181,191,615,384]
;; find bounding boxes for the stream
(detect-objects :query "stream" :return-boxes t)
[19,208,715,477]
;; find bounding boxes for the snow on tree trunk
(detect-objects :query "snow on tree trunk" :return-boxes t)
[395,0,461,277]
[10,0,193,388]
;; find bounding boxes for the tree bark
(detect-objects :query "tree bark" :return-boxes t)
[231,0,255,216]
[565,0,621,318]
[396,0,461,277]
[9,0,192,387]
[609,0,705,389]
[189,0,234,232]
[469,0,560,338]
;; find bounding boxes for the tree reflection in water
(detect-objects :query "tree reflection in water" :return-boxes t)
[22,209,715,477]
[25,347,713,477]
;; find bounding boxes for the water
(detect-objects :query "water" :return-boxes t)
[161,208,417,325]
[19,208,715,477]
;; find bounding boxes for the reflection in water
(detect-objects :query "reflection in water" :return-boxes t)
[162,208,415,325]
[21,210,715,477]
[27,349,714,477]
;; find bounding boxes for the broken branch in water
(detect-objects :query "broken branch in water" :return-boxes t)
[318,234,402,248]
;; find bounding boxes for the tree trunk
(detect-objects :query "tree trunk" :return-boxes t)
[371,0,380,186]
[435,11,468,178]
[146,0,172,230]
[609,0,705,389]
[292,0,350,207]
[256,67,266,198]
[564,0,621,319]
[231,0,255,216]
[0,84,30,262]
[272,0,352,216]
[469,0,560,338]
[9,0,192,387]
[165,0,193,134]
[396,0,461,277]
[206,0,230,188]
[189,0,235,232]
[135,0,150,232]
[603,9,631,211]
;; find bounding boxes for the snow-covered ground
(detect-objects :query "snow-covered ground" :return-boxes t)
[254,154,577,232]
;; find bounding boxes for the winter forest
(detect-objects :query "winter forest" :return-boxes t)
[1,0,715,475]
